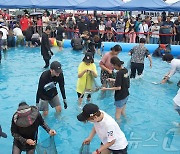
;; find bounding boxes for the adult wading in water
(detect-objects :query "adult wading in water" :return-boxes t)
[41,26,53,68]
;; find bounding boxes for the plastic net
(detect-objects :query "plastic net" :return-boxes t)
[36,136,57,154]
[79,144,90,154]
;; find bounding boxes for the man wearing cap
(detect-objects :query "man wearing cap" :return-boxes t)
[152,44,171,57]
[11,102,56,154]
[77,103,128,154]
[36,61,67,116]
[41,26,53,68]
[76,52,97,104]
[161,54,180,86]
[0,125,7,139]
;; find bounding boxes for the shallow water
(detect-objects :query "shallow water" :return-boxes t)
[0,47,179,154]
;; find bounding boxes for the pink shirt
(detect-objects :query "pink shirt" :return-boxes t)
[100,52,114,70]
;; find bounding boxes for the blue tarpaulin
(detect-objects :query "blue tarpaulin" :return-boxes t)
[36,0,85,9]
[74,0,124,11]
[169,1,180,11]
[0,0,39,8]
[119,0,169,11]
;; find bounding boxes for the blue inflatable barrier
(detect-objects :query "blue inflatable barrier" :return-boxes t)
[63,39,180,56]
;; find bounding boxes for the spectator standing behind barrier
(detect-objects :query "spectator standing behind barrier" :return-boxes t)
[116,16,125,42]
[129,38,152,78]
[42,12,49,32]
[78,16,89,34]
[36,61,68,116]
[161,54,180,86]
[77,103,128,154]
[174,15,180,45]
[66,13,76,39]
[11,102,56,154]
[98,20,105,40]
[149,20,160,44]
[161,16,174,44]
[20,14,30,36]
[41,26,53,68]
[138,20,149,41]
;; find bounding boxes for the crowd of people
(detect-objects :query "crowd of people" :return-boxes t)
[0,9,180,154]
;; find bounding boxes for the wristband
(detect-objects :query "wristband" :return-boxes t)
[96,149,101,154]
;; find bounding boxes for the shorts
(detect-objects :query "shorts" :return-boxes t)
[101,142,128,154]
[38,95,60,111]
[114,96,128,108]
[77,92,91,99]
[174,104,180,115]
[108,146,128,154]
[2,39,7,46]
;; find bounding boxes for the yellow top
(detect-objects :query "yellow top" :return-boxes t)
[76,62,97,94]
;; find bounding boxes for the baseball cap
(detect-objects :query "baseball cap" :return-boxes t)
[0,125,7,138]
[160,44,166,50]
[50,61,62,73]
[83,52,94,63]
[77,103,99,121]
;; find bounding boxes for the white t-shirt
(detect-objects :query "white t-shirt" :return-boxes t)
[138,23,148,38]
[94,111,128,150]
[13,27,23,36]
[42,16,49,27]
[173,88,180,106]
[0,28,8,40]
[168,59,180,77]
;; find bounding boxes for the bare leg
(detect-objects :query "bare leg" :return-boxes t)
[121,105,126,117]
[78,97,83,105]
[55,105,62,113]
[115,107,123,121]
[43,111,48,116]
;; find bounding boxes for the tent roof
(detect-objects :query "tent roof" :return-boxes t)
[119,0,169,11]
[0,0,39,8]
[36,0,82,9]
[169,1,180,11]
[74,0,124,11]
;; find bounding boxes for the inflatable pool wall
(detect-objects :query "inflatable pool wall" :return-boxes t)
[62,39,180,56]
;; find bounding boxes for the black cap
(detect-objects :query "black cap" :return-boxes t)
[50,61,62,73]
[77,103,99,122]
[0,125,7,138]
[111,44,122,52]
[83,52,94,63]
[162,54,174,62]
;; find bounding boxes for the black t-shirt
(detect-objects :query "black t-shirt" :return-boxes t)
[114,68,130,101]
[36,70,66,101]
[174,20,180,33]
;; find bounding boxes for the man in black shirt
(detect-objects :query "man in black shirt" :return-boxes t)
[41,26,53,68]
[11,102,56,154]
[36,61,67,116]
[101,57,130,122]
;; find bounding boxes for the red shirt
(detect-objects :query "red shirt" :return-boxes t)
[20,17,29,31]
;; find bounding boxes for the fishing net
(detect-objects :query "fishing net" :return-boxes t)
[79,144,91,154]
[36,136,57,154]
